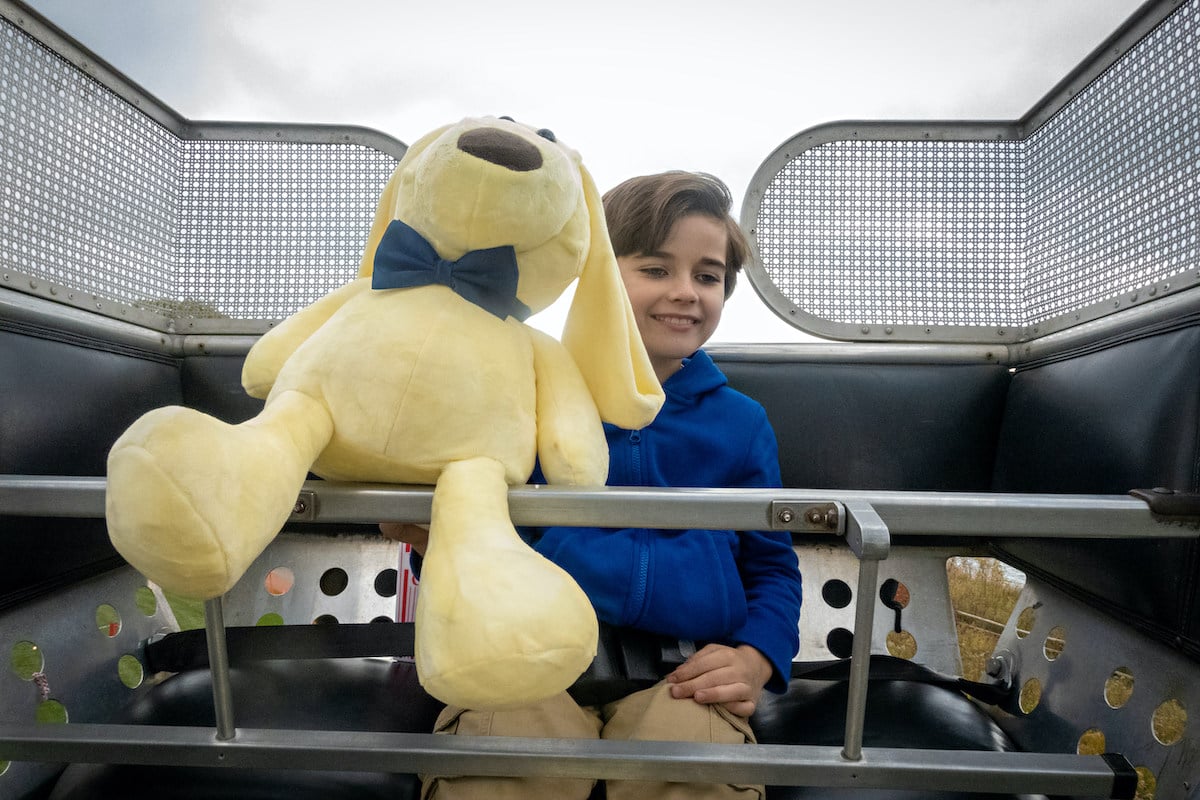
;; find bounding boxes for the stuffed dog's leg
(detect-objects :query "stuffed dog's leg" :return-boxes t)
[415,456,599,710]
[106,390,333,599]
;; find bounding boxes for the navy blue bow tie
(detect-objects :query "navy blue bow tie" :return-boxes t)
[371,219,531,321]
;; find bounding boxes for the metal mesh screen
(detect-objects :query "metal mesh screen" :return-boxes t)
[755,139,1025,328]
[1,17,179,309]
[749,0,1199,339]
[177,140,397,320]
[1,12,400,326]
[1024,0,1199,326]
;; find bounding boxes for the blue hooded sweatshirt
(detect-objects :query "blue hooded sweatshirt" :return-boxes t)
[532,350,802,693]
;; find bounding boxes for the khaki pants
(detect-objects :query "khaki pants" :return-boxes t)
[420,680,763,800]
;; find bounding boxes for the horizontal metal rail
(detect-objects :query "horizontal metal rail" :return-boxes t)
[0,723,1131,797]
[2,475,1195,539]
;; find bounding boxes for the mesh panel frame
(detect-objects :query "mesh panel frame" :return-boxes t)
[1,7,402,332]
[744,0,1200,343]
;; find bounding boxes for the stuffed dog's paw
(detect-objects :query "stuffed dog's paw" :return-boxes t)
[106,394,331,599]
[415,457,599,709]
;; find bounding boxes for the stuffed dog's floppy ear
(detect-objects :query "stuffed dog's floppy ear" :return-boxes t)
[561,166,664,430]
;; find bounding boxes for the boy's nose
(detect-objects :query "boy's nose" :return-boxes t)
[668,277,699,301]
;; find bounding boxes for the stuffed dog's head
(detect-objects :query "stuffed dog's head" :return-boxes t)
[358,116,663,430]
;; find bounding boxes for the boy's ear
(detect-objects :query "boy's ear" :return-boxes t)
[561,166,664,430]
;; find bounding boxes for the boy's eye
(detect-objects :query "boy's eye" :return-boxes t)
[698,273,723,285]
[640,266,668,278]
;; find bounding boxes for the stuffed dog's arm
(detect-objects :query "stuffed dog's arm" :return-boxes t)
[242,278,371,398]
[528,327,609,486]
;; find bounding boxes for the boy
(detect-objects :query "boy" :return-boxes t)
[383,171,802,800]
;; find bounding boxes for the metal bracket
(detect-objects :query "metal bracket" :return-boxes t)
[770,501,843,533]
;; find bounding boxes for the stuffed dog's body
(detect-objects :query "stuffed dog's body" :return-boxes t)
[106,117,664,709]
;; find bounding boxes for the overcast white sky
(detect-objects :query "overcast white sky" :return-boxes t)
[22,0,1147,342]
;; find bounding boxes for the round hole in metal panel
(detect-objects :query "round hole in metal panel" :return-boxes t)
[1151,699,1185,746]
[1043,625,1066,661]
[265,567,294,596]
[134,586,157,616]
[879,578,910,609]
[36,699,68,724]
[1015,606,1036,639]
[256,613,285,627]
[821,579,852,609]
[313,614,339,625]
[1077,727,1106,754]
[885,630,916,659]
[370,616,393,624]
[96,604,121,638]
[118,654,143,689]
[320,567,349,596]
[11,641,44,680]
[827,627,854,659]
[1134,765,1157,800]
[375,568,399,598]
[1104,667,1134,709]
[1019,677,1042,714]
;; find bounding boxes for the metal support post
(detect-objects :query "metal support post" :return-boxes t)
[203,596,236,741]
[840,500,891,762]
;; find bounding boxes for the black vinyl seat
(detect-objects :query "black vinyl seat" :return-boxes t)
[48,657,1019,800]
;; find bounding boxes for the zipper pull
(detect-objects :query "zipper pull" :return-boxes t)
[629,430,641,444]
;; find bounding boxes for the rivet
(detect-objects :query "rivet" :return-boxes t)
[29,280,37,289]
[49,286,57,295]
[861,326,870,335]
[777,508,795,524]
[884,326,894,335]
[293,499,308,515]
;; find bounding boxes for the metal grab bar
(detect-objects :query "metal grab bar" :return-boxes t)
[0,723,1135,796]
[2,475,1194,539]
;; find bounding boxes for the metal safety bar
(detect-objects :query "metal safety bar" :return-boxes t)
[3,475,1195,539]
[0,723,1134,797]
[1,475,1167,794]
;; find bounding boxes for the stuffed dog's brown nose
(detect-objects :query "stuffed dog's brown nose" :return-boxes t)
[458,128,543,172]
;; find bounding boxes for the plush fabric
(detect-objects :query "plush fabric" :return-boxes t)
[104,116,664,710]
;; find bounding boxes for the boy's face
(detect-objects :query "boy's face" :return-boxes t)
[617,213,727,384]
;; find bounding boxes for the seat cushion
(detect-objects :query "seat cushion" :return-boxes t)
[753,679,1021,800]
[48,658,444,800]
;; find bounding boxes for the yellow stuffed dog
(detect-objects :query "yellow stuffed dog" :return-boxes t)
[106,116,664,709]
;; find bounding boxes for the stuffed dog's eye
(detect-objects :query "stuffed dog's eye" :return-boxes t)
[537,128,557,143]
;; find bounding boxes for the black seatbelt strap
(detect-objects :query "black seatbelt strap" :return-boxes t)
[145,622,1010,705]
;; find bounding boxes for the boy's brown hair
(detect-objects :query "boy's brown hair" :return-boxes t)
[601,171,750,299]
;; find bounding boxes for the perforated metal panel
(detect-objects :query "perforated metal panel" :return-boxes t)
[1024,0,1200,327]
[0,5,402,331]
[754,139,1025,331]
[177,140,398,320]
[744,0,1200,344]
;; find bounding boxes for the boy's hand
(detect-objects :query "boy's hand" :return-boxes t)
[666,643,773,717]
[379,523,429,555]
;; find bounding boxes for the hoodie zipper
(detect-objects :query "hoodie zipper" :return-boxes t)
[627,430,648,619]
[628,430,643,483]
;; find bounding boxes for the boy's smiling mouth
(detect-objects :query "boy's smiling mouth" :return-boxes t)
[653,314,700,328]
